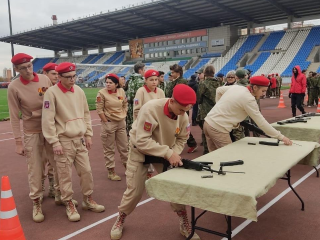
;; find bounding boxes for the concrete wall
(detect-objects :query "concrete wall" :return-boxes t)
[208,25,239,53]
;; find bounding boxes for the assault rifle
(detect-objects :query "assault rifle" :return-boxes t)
[277,119,308,125]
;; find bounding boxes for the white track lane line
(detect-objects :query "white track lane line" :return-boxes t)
[57,198,154,240]
[0,124,102,143]
[58,165,319,240]
[221,164,320,240]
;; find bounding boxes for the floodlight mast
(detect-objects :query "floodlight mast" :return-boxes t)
[7,0,16,77]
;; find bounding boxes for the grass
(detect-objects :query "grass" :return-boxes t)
[0,87,102,121]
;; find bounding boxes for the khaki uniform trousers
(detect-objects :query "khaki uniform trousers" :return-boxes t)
[42,158,54,180]
[203,121,232,152]
[100,119,128,169]
[54,139,94,202]
[118,159,185,215]
[24,133,57,200]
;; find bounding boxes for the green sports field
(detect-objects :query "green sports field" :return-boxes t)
[0,87,102,121]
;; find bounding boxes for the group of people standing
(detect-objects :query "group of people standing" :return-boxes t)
[8,53,293,240]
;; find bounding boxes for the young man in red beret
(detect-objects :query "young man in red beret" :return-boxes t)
[204,76,292,152]
[43,63,58,85]
[42,62,105,222]
[41,62,59,198]
[110,84,201,240]
[7,53,55,223]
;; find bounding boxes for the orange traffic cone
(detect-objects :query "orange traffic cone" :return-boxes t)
[277,91,286,108]
[0,176,26,240]
[317,99,320,113]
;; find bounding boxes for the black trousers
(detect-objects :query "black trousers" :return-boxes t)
[291,93,305,116]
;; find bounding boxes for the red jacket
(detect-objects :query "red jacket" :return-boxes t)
[289,65,306,94]
[271,77,277,89]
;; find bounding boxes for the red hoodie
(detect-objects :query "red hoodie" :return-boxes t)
[289,65,306,94]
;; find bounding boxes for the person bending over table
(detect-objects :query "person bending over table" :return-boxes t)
[110,84,201,240]
[204,76,292,152]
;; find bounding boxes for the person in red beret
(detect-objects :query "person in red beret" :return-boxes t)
[110,84,201,240]
[203,76,292,152]
[42,62,105,222]
[133,69,165,178]
[7,53,57,223]
[95,73,128,181]
[43,63,58,85]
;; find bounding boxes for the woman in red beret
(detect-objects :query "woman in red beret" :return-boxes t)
[95,73,128,181]
[204,76,292,152]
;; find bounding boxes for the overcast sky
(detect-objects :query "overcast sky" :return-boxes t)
[0,0,146,74]
[0,0,320,76]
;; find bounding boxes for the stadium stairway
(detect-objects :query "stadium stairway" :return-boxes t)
[244,52,271,75]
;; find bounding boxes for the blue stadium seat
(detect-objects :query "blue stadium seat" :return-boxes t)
[259,31,285,51]
[183,58,211,79]
[244,52,271,74]
[282,27,320,76]
[32,58,53,73]
[90,53,105,64]
[218,34,264,75]
[81,54,97,63]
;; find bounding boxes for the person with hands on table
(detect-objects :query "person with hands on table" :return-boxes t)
[204,76,292,152]
[96,73,128,181]
[42,62,105,222]
[110,84,201,240]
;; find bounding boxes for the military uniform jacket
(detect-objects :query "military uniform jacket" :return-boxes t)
[165,77,188,97]
[237,78,249,87]
[126,73,144,104]
[310,77,319,89]
[129,98,190,162]
[197,77,219,120]
[159,81,166,92]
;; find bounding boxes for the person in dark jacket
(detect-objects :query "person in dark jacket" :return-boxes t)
[189,74,199,126]
[289,66,306,116]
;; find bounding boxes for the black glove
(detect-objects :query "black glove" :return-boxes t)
[289,93,292,98]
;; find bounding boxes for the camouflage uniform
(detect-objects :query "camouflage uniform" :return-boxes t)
[276,77,281,97]
[158,81,166,92]
[237,78,249,87]
[126,73,144,133]
[166,77,197,148]
[309,77,319,106]
[307,77,312,106]
[197,77,220,154]
[165,77,187,98]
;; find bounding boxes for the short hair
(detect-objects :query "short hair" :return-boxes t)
[120,75,125,78]
[312,72,317,77]
[170,64,183,77]
[134,63,145,73]
[226,70,236,76]
[204,65,215,77]
[302,69,307,73]
[158,71,164,76]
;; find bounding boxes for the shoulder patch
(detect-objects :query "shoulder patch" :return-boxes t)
[44,101,50,109]
[96,96,101,103]
[134,99,139,105]
[144,122,152,132]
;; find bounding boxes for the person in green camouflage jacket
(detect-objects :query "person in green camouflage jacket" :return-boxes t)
[236,69,249,87]
[166,64,198,153]
[126,63,145,134]
[165,64,188,98]
[197,65,219,155]
[308,72,319,107]
[158,71,166,92]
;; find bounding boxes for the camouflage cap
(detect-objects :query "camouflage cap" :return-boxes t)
[196,69,204,74]
[236,69,246,78]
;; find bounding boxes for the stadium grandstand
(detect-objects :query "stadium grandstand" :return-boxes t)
[1,0,320,84]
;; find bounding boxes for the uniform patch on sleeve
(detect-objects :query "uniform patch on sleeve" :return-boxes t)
[44,101,50,109]
[174,127,181,137]
[186,123,191,137]
[134,99,139,105]
[144,122,152,131]
[118,96,124,101]
[96,96,101,103]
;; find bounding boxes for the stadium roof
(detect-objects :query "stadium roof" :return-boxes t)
[1,0,320,52]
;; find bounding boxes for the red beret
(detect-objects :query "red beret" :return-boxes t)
[173,84,196,106]
[56,62,76,74]
[261,74,265,76]
[250,76,270,87]
[43,63,58,72]
[105,73,119,83]
[271,73,275,76]
[11,53,33,65]
[144,69,159,79]
[276,73,279,76]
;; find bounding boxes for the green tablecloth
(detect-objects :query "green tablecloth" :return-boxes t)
[145,137,319,221]
[272,117,320,166]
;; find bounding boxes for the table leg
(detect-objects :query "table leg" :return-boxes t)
[186,207,196,240]
[282,170,305,211]
[226,216,232,240]
[313,166,319,178]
